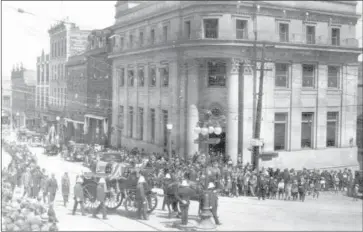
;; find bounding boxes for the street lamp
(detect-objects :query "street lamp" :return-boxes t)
[166,123,173,164]
[195,122,222,187]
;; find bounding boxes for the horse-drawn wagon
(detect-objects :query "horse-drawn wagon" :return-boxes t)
[80,163,158,214]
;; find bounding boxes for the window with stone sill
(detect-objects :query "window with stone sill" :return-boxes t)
[128,70,134,87]
[128,106,134,138]
[129,34,133,48]
[149,66,156,87]
[275,63,289,88]
[138,68,144,87]
[150,29,155,45]
[208,61,226,87]
[161,65,169,87]
[301,112,314,149]
[163,26,168,42]
[331,28,340,46]
[236,19,248,39]
[274,113,288,151]
[302,64,315,88]
[139,32,144,47]
[279,23,289,42]
[326,112,339,147]
[120,37,124,50]
[328,66,340,88]
[204,19,218,39]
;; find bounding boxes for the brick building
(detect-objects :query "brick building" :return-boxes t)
[65,54,87,143]
[48,21,90,121]
[35,50,50,130]
[83,29,113,146]
[109,1,360,169]
[11,64,37,130]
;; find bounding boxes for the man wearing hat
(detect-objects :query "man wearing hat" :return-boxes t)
[202,182,221,225]
[72,177,86,216]
[175,179,193,225]
[135,175,149,220]
[162,173,172,211]
[92,178,107,219]
[47,173,58,203]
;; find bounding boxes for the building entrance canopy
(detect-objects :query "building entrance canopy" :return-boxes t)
[84,114,106,120]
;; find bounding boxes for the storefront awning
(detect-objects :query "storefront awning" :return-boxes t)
[64,118,84,124]
[84,114,106,120]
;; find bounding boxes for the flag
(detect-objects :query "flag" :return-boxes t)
[109,163,124,180]
[103,119,108,136]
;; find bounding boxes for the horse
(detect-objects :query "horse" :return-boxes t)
[163,180,205,218]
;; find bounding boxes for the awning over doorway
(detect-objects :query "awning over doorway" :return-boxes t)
[84,114,106,120]
[64,118,85,124]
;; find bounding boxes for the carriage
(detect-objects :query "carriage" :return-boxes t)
[80,164,158,215]
[64,142,87,162]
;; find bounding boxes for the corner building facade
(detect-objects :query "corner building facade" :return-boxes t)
[109,1,360,169]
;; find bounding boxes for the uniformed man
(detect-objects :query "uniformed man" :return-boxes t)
[92,178,107,219]
[174,179,192,225]
[202,182,222,225]
[72,177,86,216]
[257,174,267,200]
[162,173,172,211]
[136,175,149,220]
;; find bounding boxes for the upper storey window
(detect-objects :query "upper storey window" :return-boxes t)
[204,19,218,39]
[129,34,133,48]
[302,64,315,88]
[208,61,226,87]
[139,31,144,47]
[331,28,340,46]
[185,21,191,39]
[306,26,315,44]
[150,29,155,45]
[236,19,248,39]
[163,25,168,42]
[279,23,289,42]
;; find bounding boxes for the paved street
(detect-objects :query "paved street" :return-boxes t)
[5,146,361,231]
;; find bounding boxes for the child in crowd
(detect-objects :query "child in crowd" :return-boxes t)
[292,180,299,201]
[277,179,285,200]
[285,180,292,201]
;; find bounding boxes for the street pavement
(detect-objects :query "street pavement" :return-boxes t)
[7,146,363,231]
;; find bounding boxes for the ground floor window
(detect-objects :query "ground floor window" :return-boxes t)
[301,112,314,148]
[327,112,339,147]
[274,113,288,150]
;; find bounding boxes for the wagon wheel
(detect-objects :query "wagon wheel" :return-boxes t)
[147,193,158,214]
[105,191,123,210]
[83,182,100,212]
[124,194,138,214]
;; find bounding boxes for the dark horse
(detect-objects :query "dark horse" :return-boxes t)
[164,181,205,218]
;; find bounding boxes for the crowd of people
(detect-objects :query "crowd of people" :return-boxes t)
[1,140,59,231]
[94,146,362,202]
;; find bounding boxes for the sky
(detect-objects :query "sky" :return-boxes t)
[1,1,115,80]
[1,1,362,81]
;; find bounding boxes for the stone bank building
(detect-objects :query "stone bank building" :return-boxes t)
[109,1,360,169]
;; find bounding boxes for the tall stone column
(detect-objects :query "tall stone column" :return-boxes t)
[187,59,199,157]
[226,58,240,165]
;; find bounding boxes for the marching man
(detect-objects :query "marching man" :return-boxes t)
[136,175,149,220]
[92,178,108,220]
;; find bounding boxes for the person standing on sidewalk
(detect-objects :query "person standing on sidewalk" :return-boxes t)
[61,172,70,207]
[40,173,49,203]
[72,177,86,216]
[21,167,32,197]
[47,173,58,203]
[92,178,107,220]
[135,175,149,220]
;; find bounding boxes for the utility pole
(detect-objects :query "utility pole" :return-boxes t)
[252,2,258,136]
[252,43,273,171]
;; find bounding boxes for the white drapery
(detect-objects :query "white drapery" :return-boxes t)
[103,119,108,136]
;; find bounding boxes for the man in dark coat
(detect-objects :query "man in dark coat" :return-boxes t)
[201,182,222,225]
[175,179,193,225]
[93,178,107,219]
[72,177,85,216]
[47,173,58,203]
[257,175,267,200]
[135,175,149,220]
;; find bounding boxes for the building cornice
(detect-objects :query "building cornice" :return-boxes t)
[109,40,361,60]
[112,1,359,31]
